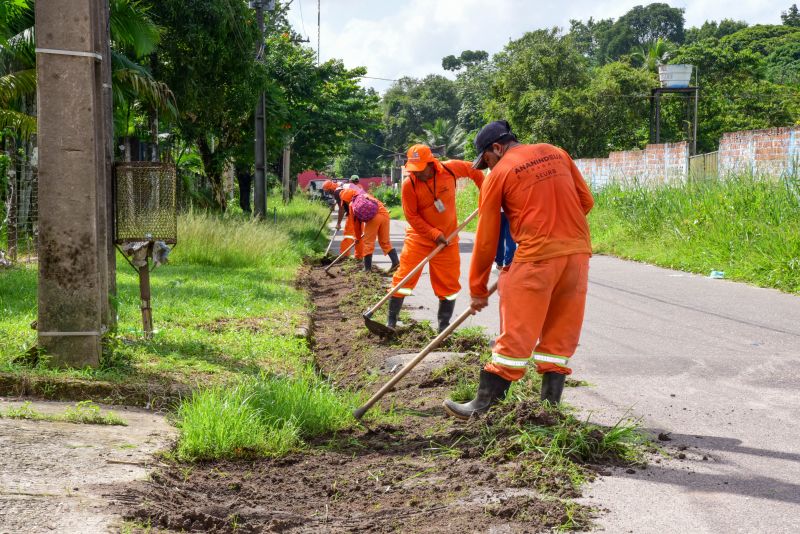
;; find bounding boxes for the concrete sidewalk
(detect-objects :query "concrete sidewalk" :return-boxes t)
[331,217,800,533]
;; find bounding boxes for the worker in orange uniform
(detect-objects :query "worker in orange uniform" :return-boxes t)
[443,120,594,419]
[388,144,484,333]
[323,180,364,260]
[339,188,399,272]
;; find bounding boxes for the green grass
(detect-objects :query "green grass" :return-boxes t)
[0,197,330,384]
[456,184,480,232]
[175,370,357,460]
[590,172,800,293]
[1,400,126,426]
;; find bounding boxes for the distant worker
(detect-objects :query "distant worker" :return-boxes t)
[350,174,364,191]
[443,120,594,420]
[339,189,399,272]
[388,144,484,333]
[323,180,364,260]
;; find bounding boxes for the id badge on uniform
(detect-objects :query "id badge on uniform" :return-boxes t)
[434,199,446,213]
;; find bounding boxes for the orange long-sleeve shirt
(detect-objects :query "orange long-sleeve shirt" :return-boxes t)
[470,144,594,298]
[402,159,484,245]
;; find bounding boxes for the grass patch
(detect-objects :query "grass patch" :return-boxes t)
[2,400,126,426]
[590,173,800,293]
[0,197,329,387]
[175,370,357,460]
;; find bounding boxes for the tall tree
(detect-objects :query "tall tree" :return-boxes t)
[782,4,800,27]
[147,0,264,209]
[604,3,685,61]
[381,75,460,152]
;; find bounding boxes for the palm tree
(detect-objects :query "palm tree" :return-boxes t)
[0,0,175,144]
[631,38,674,73]
[420,118,467,159]
[0,4,35,140]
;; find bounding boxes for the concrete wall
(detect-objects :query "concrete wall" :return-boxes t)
[718,126,800,177]
[574,142,689,188]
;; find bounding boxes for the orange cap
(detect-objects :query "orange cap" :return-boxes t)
[322,180,337,192]
[339,188,359,203]
[405,144,436,172]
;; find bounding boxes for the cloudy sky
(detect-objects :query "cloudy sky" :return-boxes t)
[284,0,790,92]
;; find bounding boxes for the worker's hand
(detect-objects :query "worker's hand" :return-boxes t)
[470,296,489,312]
[435,235,448,247]
[336,223,341,231]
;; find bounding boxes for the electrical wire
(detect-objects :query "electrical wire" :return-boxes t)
[296,0,309,40]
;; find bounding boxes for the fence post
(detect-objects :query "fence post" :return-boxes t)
[7,151,17,261]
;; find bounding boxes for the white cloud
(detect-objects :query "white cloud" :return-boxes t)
[286,0,789,92]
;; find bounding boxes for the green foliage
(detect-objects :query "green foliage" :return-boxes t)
[382,75,460,151]
[370,184,401,207]
[175,372,356,460]
[685,19,748,44]
[781,4,800,27]
[419,118,467,158]
[441,49,488,71]
[590,173,800,293]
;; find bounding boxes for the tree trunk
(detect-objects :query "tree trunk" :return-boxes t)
[197,137,227,211]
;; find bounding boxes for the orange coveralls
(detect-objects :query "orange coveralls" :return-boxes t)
[346,193,393,256]
[469,144,595,381]
[335,184,364,259]
[393,160,484,299]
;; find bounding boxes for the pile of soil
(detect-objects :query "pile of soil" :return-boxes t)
[119,263,620,532]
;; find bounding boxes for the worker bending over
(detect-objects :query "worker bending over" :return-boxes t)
[388,144,483,333]
[339,188,399,272]
[443,120,594,419]
[323,180,363,260]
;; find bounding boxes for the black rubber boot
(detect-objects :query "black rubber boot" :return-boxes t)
[387,249,400,273]
[363,254,373,272]
[437,299,456,333]
[386,296,404,329]
[443,370,511,420]
[540,372,566,405]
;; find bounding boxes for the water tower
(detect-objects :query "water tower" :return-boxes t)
[649,64,699,155]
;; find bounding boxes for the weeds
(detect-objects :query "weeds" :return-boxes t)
[175,370,357,460]
[2,401,126,426]
[590,172,800,293]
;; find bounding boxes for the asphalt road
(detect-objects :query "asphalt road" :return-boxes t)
[331,217,800,533]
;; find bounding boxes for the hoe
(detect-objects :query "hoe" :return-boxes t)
[362,209,478,337]
[353,281,498,420]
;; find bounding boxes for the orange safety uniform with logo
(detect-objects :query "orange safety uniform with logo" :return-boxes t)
[393,146,483,299]
[340,189,393,256]
[335,183,364,259]
[470,143,594,381]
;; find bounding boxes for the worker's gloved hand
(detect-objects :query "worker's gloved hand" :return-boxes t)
[435,235,448,247]
[470,296,488,312]
[336,223,341,230]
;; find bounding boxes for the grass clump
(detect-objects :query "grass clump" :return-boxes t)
[590,172,800,293]
[2,400,126,426]
[175,370,357,461]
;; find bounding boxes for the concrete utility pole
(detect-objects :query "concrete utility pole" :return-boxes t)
[251,0,276,219]
[35,0,114,367]
[253,2,267,218]
[282,140,291,203]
